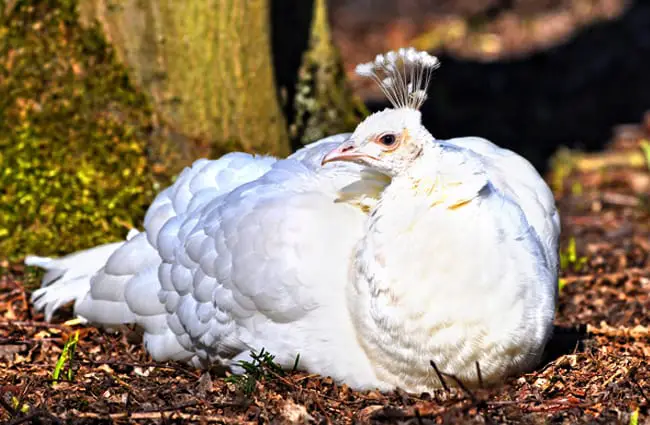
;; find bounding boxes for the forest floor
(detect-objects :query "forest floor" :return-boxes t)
[2,118,650,424]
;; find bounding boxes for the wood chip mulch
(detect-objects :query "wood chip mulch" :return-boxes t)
[2,121,650,424]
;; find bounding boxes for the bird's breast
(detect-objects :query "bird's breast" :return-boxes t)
[349,188,554,392]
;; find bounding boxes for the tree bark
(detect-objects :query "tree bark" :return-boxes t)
[0,0,364,260]
[271,0,367,150]
[79,0,291,158]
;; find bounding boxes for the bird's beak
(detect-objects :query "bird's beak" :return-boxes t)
[321,140,373,166]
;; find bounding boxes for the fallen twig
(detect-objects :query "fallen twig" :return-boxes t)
[78,359,200,379]
[601,192,641,207]
[0,321,70,330]
[587,322,650,340]
[69,409,253,424]
[429,360,450,392]
[5,409,63,425]
[559,268,649,285]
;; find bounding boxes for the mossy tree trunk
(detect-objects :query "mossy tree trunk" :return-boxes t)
[0,0,365,260]
[79,0,291,158]
[271,0,367,150]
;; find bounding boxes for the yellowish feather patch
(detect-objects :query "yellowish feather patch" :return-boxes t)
[411,176,475,209]
[337,171,392,213]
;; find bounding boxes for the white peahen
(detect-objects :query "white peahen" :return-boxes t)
[26,48,559,393]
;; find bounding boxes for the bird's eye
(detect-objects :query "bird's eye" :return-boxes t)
[379,134,396,147]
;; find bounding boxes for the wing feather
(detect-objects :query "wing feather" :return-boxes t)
[152,153,366,364]
[445,137,560,273]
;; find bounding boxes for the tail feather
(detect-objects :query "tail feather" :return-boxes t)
[144,331,195,363]
[27,228,197,365]
[27,240,128,321]
[77,232,165,324]
[85,270,132,302]
[31,276,91,323]
[24,256,65,286]
[76,299,137,325]
[123,265,167,316]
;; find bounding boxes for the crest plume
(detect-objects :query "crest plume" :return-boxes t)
[355,47,440,110]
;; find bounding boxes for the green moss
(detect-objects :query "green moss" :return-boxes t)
[0,1,168,261]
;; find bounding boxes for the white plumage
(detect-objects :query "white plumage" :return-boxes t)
[26,48,559,393]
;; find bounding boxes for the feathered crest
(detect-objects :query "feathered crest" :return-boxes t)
[355,47,440,110]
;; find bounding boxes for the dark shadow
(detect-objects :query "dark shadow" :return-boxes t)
[270,0,315,151]
[366,0,650,172]
[538,324,589,369]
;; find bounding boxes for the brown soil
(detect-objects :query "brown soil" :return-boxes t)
[2,118,650,424]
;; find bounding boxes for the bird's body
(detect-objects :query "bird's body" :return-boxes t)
[27,49,559,393]
[348,139,557,392]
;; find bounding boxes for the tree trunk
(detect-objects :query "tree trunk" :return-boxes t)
[271,0,367,150]
[79,0,291,158]
[0,0,364,260]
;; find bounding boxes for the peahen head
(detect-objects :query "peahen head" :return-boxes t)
[322,48,440,176]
